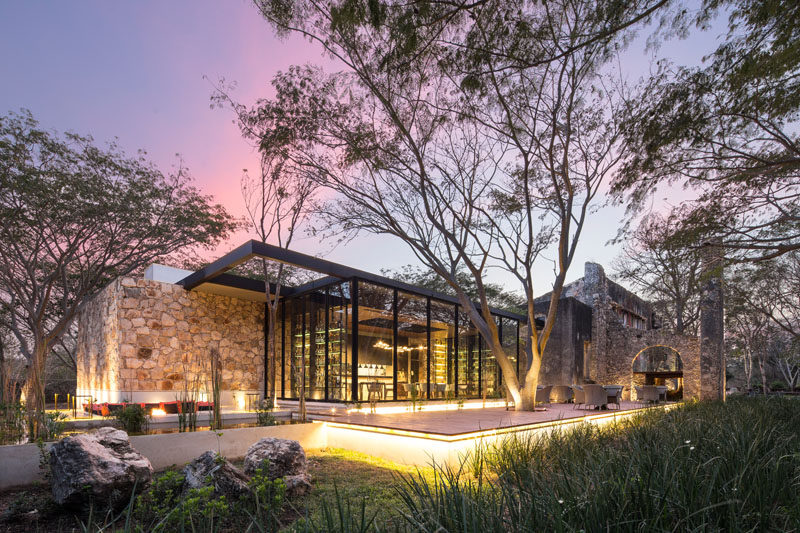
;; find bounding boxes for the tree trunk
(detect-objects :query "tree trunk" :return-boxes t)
[758,354,768,395]
[517,348,542,411]
[744,347,753,390]
[0,336,5,404]
[24,340,48,441]
[266,306,279,408]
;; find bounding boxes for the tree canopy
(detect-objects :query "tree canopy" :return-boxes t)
[613,0,800,261]
[0,109,237,437]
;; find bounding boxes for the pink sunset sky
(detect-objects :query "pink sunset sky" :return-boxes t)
[0,1,721,292]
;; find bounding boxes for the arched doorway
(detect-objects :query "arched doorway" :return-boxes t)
[631,346,683,400]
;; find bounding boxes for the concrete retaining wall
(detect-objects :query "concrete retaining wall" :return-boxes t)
[0,422,324,491]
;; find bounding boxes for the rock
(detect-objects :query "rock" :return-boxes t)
[244,438,311,497]
[182,451,250,500]
[283,474,312,497]
[50,427,153,507]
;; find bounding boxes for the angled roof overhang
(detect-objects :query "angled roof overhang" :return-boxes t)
[178,240,526,322]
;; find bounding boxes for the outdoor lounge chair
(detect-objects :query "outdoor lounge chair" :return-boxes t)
[550,385,573,403]
[606,386,622,409]
[635,385,659,403]
[535,385,553,406]
[571,385,585,409]
[583,384,607,410]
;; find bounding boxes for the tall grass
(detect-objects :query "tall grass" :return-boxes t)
[394,396,800,532]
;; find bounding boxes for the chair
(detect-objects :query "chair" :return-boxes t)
[635,386,659,404]
[606,387,622,409]
[571,385,585,410]
[550,385,573,404]
[583,384,608,410]
[535,385,552,406]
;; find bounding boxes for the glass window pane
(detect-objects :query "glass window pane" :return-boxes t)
[430,299,455,400]
[458,308,480,398]
[356,282,394,401]
[396,291,427,400]
[305,292,326,400]
[327,283,352,401]
[480,317,500,399]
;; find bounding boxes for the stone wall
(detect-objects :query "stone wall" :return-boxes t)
[589,302,700,399]
[77,277,265,407]
[534,297,593,385]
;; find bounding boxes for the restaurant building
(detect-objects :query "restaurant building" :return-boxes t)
[76,241,523,408]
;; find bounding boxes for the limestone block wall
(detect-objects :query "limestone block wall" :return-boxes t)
[77,277,265,407]
[590,303,700,400]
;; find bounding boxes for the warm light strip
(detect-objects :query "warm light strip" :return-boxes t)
[345,400,509,415]
[328,404,676,443]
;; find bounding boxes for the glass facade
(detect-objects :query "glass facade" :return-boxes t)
[274,278,520,402]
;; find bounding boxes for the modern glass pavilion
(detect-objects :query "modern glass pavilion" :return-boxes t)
[180,241,525,404]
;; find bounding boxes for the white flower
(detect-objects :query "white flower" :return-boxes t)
[558,499,564,504]
[684,440,691,444]
[689,446,695,451]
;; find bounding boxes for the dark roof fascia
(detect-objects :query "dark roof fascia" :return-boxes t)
[178,240,526,322]
[202,273,293,297]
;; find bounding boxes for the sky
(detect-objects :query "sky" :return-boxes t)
[0,1,724,296]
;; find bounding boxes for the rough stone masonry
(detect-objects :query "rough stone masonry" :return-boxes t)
[76,277,264,407]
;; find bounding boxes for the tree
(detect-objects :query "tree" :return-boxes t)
[211,83,319,419]
[612,0,800,261]
[250,0,651,409]
[382,265,525,314]
[0,110,237,439]
[612,213,703,334]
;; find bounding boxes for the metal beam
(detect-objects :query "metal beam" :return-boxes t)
[178,239,526,322]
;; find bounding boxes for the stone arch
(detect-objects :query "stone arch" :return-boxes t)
[631,345,683,373]
[631,345,684,400]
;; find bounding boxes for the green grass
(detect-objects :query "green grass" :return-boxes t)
[290,448,433,529]
[393,396,800,532]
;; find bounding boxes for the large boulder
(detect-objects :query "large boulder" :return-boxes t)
[243,438,311,497]
[182,451,250,500]
[50,427,153,507]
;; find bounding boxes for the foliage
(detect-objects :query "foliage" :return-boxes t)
[255,399,278,426]
[0,401,25,444]
[393,397,800,531]
[243,461,286,530]
[0,109,237,439]
[382,265,525,314]
[613,0,800,261]
[113,404,149,435]
[612,213,704,334]
[41,410,67,441]
[133,470,185,526]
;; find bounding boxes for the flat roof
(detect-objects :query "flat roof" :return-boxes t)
[178,240,526,321]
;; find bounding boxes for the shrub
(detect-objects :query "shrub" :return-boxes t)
[255,400,278,427]
[114,404,149,434]
[394,396,800,532]
[243,461,286,530]
[134,470,185,526]
[770,380,787,391]
[0,402,25,445]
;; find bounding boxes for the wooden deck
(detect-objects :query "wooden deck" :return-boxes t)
[312,401,659,436]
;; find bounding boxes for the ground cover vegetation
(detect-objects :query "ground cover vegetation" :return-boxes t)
[1,397,796,532]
